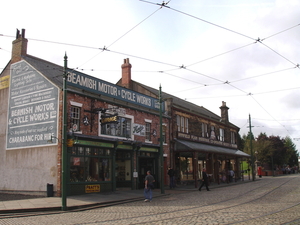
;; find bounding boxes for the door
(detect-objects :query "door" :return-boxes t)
[138,158,156,189]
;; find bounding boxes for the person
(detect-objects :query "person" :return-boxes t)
[229,169,234,182]
[144,170,155,202]
[199,168,210,191]
[167,167,175,189]
[257,166,262,178]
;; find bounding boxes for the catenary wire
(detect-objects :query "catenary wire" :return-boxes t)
[262,23,300,41]
[250,95,291,135]
[76,7,162,69]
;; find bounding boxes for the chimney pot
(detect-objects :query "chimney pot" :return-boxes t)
[121,58,132,89]
[11,28,28,63]
[220,101,229,123]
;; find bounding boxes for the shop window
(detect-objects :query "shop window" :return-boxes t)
[70,147,111,182]
[139,152,155,157]
[71,106,81,131]
[101,116,132,138]
[179,156,194,180]
[145,122,151,141]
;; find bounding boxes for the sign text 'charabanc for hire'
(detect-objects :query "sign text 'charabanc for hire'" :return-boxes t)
[67,69,163,112]
[7,61,59,149]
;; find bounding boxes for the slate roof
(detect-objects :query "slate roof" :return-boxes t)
[20,55,239,130]
[23,55,64,87]
[126,80,239,129]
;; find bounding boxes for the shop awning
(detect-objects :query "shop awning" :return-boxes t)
[175,139,250,158]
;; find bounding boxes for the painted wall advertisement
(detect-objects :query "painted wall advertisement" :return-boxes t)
[6,61,59,149]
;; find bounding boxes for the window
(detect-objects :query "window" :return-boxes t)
[180,117,184,132]
[231,131,236,144]
[176,115,180,132]
[101,116,131,138]
[202,123,208,137]
[71,106,81,131]
[185,118,189,133]
[145,122,151,141]
[219,128,225,142]
[70,147,111,182]
[177,115,188,133]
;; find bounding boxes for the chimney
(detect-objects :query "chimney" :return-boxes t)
[121,58,132,89]
[11,28,28,63]
[220,101,229,123]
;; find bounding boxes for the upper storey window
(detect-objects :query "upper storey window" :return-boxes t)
[231,131,236,144]
[100,116,132,138]
[70,101,82,132]
[219,128,225,142]
[201,123,208,137]
[177,115,188,133]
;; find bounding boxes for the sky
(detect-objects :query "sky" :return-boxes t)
[1,0,299,150]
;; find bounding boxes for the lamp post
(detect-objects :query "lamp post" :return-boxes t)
[249,114,255,181]
[61,53,68,210]
[255,151,258,176]
[159,85,165,194]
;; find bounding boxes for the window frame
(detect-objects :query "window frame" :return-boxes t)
[219,128,225,142]
[99,113,133,139]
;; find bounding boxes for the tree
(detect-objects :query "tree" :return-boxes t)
[285,136,299,168]
[242,132,298,170]
[255,133,272,167]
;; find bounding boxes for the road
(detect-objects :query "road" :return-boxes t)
[1,174,300,225]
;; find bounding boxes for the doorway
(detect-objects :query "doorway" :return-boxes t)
[138,158,156,189]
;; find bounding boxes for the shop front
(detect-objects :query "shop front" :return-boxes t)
[67,138,115,196]
[67,134,161,195]
[138,147,159,189]
[174,139,250,187]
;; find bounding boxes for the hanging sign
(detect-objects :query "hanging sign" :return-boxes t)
[100,115,118,124]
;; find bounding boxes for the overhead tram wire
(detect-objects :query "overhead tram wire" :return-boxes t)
[186,42,256,68]
[230,67,297,83]
[249,95,291,135]
[140,1,300,69]
[185,86,300,100]
[1,20,298,80]
[261,23,300,41]
[76,6,163,69]
[140,1,257,42]
[158,71,207,86]
[256,39,299,68]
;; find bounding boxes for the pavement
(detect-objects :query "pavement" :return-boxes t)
[0,177,254,213]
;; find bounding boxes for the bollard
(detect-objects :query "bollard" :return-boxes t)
[47,183,54,197]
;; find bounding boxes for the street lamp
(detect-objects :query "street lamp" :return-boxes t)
[61,53,68,210]
[248,114,255,181]
[255,151,258,176]
[159,85,165,194]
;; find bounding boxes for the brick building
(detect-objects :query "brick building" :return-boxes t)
[0,30,249,197]
[0,30,169,196]
[116,64,250,186]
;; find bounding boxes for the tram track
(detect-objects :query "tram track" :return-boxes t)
[1,176,299,224]
[92,175,299,225]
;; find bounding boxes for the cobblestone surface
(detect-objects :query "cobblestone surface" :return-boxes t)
[1,175,299,225]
